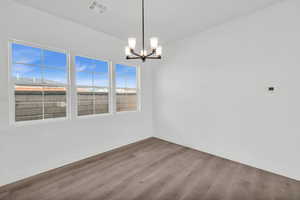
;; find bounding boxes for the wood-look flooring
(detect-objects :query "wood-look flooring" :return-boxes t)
[0,137,299,200]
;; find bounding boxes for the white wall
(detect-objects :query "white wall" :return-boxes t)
[0,0,153,186]
[153,0,300,180]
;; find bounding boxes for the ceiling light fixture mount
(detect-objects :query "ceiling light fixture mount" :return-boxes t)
[125,0,162,62]
[89,0,107,14]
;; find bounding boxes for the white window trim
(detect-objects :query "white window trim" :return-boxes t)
[114,63,141,114]
[8,39,71,126]
[73,53,113,119]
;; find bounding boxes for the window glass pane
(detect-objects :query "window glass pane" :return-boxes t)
[12,64,42,85]
[95,88,109,114]
[43,50,67,69]
[116,90,138,112]
[15,86,43,122]
[115,64,137,89]
[43,67,67,86]
[75,56,110,116]
[115,64,138,112]
[12,43,42,65]
[44,87,67,119]
[77,88,94,116]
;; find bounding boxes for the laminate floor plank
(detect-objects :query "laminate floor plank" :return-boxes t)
[0,138,299,200]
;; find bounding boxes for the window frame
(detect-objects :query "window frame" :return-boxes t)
[8,39,71,126]
[114,63,141,114]
[73,53,113,119]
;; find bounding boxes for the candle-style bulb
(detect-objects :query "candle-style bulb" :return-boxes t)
[128,38,136,49]
[150,37,158,49]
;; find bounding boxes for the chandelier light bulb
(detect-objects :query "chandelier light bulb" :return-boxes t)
[125,46,131,56]
[150,37,158,49]
[156,46,162,56]
[128,38,136,49]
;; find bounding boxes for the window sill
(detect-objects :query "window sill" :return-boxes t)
[10,117,68,127]
[75,112,113,120]
[115,110,141,115]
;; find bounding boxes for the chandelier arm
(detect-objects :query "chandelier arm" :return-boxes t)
[145,56,162,59]
[126,56,143,60]
[146,49,156,57]
[130,49,142,57]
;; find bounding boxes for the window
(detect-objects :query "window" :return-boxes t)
[9,40,140,124]
[11,42,68,122]
[75,56,110,116]
[115,64,139,112]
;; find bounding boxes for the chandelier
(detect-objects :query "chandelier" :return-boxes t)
[125,0,162,62]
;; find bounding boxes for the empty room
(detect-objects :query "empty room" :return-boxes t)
[0,0,300,199]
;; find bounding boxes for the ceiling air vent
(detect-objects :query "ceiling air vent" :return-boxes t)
[89,0,107,14]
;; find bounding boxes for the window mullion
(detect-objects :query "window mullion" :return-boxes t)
[41,50,45,120]
[125,75,128,110]
[93,71,96,115]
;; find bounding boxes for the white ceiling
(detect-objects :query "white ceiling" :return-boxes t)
[14,0,281,45]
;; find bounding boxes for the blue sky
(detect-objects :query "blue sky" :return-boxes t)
[12,43,137,88]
